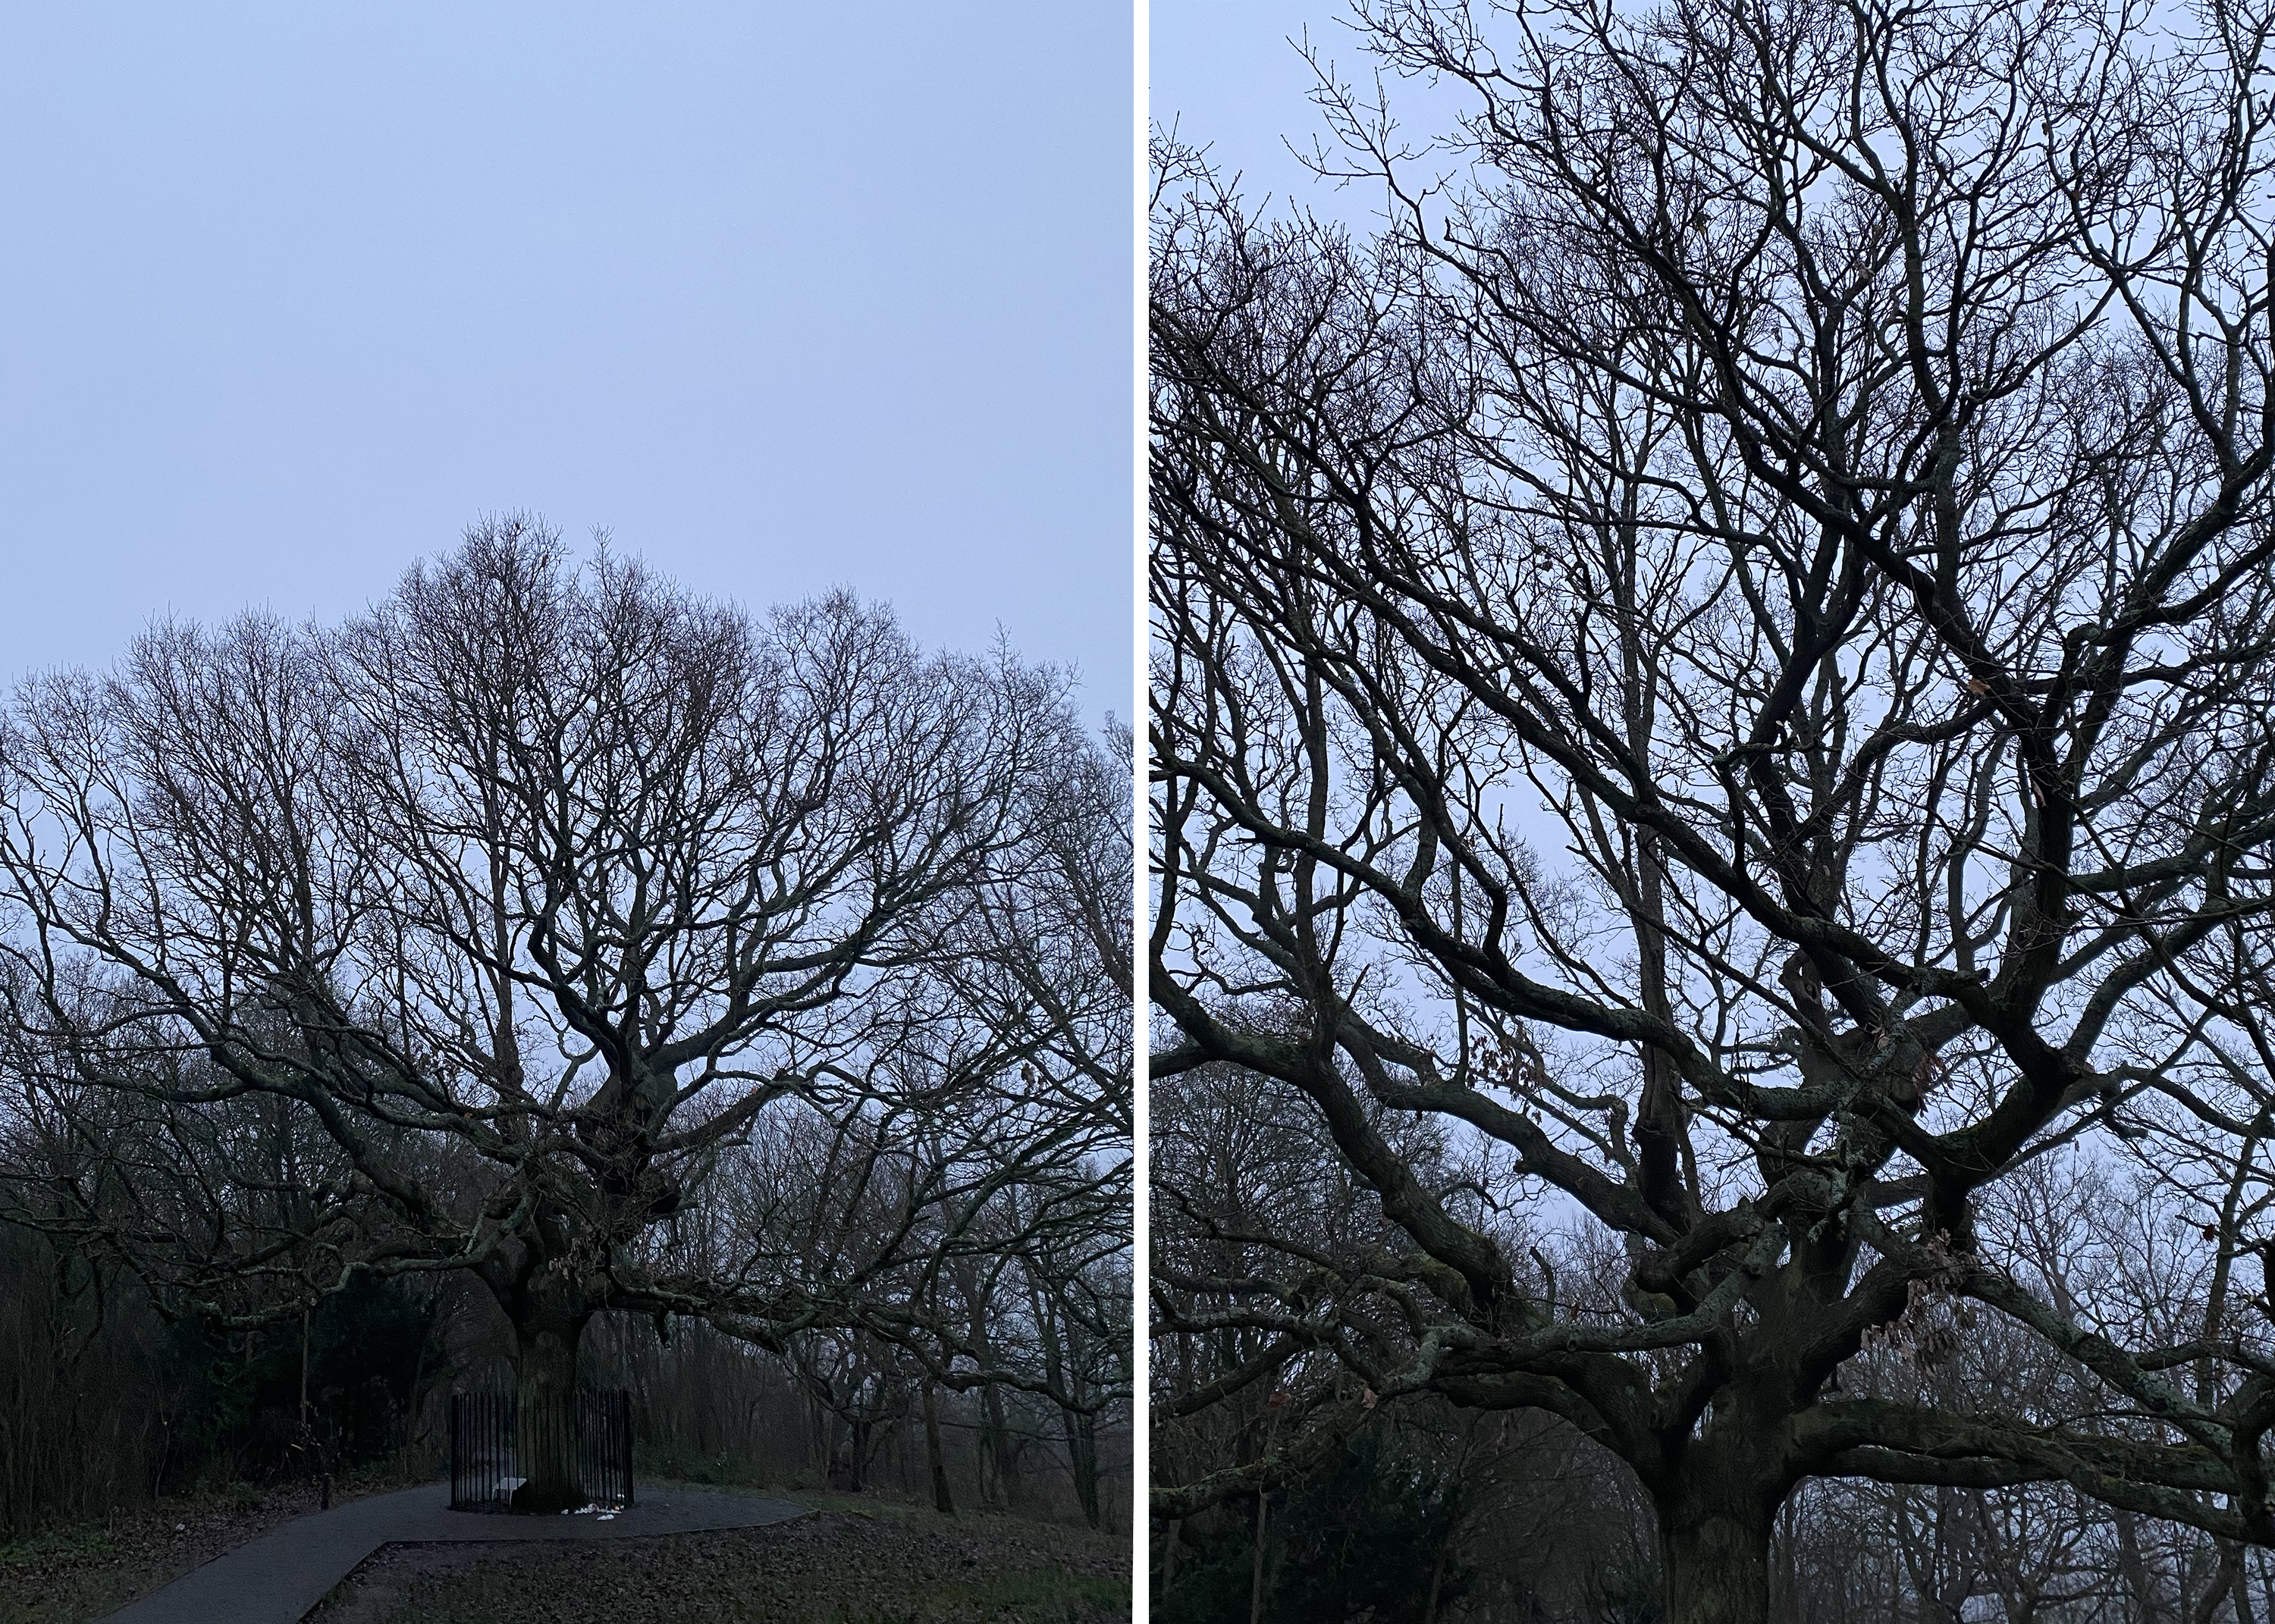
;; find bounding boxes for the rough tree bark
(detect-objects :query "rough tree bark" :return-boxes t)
[503,1271,594,1511]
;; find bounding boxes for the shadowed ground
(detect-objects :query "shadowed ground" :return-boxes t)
[96,1484,805,1624]
[307,1500,1131,1624]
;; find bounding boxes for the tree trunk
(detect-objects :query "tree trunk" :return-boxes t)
[1660,1503,1774,1624]
[510,1308,589,1512]
[2195,1544,2242,1624]
[1061,1404,1101,1530]
[922,1381,955,1516]
[962,1284,1016,1505]
[1250,1486,1270,1624]
[2117,1511,2171,1622]
[981,1383,1015,1505]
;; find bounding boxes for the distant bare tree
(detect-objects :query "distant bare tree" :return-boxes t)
[1152,0,2275,1616]
[0,519,1117,1510]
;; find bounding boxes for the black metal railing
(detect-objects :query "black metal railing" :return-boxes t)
[577,1388,634,1510]
[449,1388,633,1511]
[450,1390,515,1512]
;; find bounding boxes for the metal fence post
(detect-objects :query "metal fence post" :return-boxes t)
[451,1387,632,1511]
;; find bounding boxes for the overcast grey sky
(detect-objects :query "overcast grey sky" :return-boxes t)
[0,4,1130,719]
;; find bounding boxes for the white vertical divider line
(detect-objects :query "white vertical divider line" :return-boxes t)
[1130,0,1153,1612]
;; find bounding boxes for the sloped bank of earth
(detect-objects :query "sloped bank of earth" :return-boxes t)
[310,1499,1129,1624]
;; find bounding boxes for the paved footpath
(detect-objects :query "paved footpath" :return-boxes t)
[98,1484,808,1624]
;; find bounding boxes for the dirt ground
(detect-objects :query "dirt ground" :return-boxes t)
[307,1498,1130,1624]
[0,1476,405,1624]
[0,1481,1128,1624]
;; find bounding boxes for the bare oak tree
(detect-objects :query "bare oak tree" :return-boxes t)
[1152,0,2275,1616]
[0,520,1117,1510]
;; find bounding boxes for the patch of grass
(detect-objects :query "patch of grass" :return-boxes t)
[818,1563,1130,1623]
[632,1445,783,1492]
[777,1491,1056,1536]
[0,1572,132,1624]
[638,1472,1098,1542]
[0,1529,115,1567]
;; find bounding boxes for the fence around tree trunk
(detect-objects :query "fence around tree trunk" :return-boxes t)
[450,1389,633,1512]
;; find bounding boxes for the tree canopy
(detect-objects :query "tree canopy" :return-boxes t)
[0,519,1130,1510]
[1150,0,2275,1617]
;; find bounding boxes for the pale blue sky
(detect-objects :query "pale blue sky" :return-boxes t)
[1153,0,1349,207]
[0,4,1130,718]
[1152,0,1470,231]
